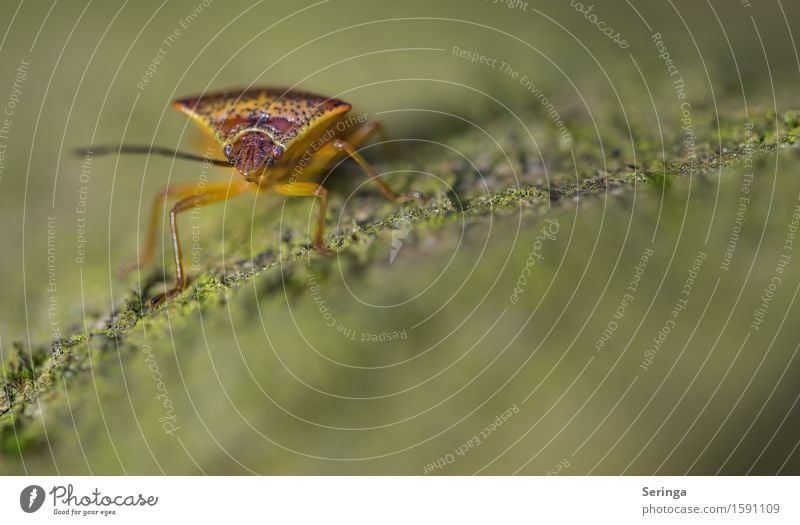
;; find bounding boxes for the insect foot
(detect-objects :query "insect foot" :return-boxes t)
[396,190,427,204]
[313,241,335,257]
[150,287,183,309]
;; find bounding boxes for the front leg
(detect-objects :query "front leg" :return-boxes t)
[150,177,252,306]
[272,181,331,254]
[118,182,207,276]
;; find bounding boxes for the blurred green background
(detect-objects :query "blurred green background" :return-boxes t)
[1,0,799,474]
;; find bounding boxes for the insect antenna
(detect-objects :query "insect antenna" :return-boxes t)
[72,144,230,167]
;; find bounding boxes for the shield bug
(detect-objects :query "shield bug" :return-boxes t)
[82,87,424,306]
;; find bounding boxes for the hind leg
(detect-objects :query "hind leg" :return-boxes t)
[300,121,424,202]
[330,137,424,203]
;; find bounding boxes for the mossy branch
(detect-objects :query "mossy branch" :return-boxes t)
[1,108,798,431]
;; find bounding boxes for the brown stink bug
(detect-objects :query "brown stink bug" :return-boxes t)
[82,87,424,306]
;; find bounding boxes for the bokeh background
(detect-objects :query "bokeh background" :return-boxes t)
[1,0,799,474]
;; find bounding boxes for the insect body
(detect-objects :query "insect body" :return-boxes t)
[90,87,423,306]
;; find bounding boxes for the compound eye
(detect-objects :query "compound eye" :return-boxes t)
[223,143,233,161]
[272,144,285,160]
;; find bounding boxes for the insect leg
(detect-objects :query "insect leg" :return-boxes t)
[340,119,383,144]
[273,182,331,254]
[331,139,424,203]
[118,182,210,276]
[150,178,252,306]
[338,120,402,163]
